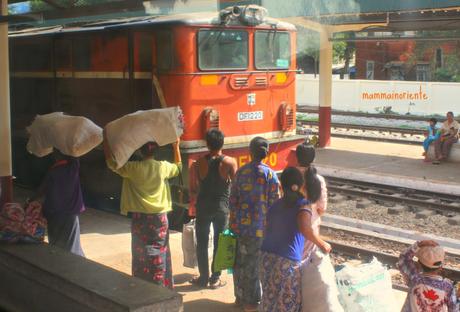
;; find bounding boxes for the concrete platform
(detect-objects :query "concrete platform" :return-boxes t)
[78,208,407,311]
[315,138,460,196]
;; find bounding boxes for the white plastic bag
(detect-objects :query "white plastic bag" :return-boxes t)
[182,220,197,268]
[181,219,214,269]
[27,112,103,157]
[302,248,344,312]
[105,107,184,169]
[335,258,396,312]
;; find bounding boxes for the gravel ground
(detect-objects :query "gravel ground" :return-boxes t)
[327,197,460,240]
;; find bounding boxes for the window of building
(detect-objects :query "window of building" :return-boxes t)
[254,31,290,69]
[435,48,443,68]
[416,63,430,81]
[390,67,404,80]
[198,29,248,70]
[366,60,374,80]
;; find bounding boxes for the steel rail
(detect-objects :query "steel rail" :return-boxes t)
[297,120,425,136]
[297,106,442,122]
[325,177,460,214]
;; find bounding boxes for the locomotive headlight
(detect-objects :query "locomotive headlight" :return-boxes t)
[241,5,268,26]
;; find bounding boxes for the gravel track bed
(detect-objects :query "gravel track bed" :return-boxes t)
[323,227,460,269]
[328,198,460,240]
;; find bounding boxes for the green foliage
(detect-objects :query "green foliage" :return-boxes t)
[333,41,347,63]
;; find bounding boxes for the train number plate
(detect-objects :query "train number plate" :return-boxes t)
[238,111,264,122]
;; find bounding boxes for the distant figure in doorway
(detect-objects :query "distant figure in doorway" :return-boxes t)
[190,129,237,289]
[433,112,459,164]
[423,118,440,162]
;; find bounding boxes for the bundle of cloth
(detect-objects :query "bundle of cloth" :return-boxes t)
[105,107,184,168]
[0,202,47,243]
[27,112,103,157]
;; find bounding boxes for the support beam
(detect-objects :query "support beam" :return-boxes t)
[0,0,13,206]
[318,29,332,147]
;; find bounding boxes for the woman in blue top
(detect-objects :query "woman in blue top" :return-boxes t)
[259,167,331,312]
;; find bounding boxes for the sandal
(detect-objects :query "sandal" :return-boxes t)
[432,160,441,165]
[189,276,208,287]
[209,278,227,289]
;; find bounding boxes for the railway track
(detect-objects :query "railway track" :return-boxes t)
[297,106,441,122]
[325,177,460,215]
[297,120,424,136]
[296,120,425,145]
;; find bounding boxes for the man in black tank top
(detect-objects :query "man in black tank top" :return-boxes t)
[190,129,237,288]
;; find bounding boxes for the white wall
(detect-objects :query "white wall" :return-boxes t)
[296,75,460,116]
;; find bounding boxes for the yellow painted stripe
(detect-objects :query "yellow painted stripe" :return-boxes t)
[12,71,54,78]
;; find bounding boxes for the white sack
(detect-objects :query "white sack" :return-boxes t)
[182,220,197,268]
[335,258,396,312]
[27,112,103,157]
[105,107,184,169]
[302,248,344,312]
[181,219,214,269]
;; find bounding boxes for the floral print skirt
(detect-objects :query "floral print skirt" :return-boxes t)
[259,251,302,312]
[131,212,173,289]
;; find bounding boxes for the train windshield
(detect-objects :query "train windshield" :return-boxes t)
[198,29,248,70]
[255,31,290,70]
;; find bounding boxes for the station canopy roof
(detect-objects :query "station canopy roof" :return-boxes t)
[4,0,460,32]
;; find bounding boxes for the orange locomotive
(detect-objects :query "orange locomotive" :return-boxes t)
[9,5,303,218]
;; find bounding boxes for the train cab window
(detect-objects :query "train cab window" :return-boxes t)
[198,29,248,70]
[55,38,72,70]
[156,31,174,72]
[254,31,290,70]
[73,37,91,71]
[12,39,52,71]
[138,33,153,72]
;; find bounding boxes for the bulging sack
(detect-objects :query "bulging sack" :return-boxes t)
[302,248,344,312]
[27,112,103,157]
[335,258,396,312]
[105,107,184,169]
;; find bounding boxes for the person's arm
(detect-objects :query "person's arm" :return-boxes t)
[267,171,281,208]
[229,172,240,232]
[397,240,437,286]
[221,156,237,182]
[172,138,181,164]
[103,129,138,178]
[297,208,331,253]
[317,176,328,216]
[447,286,459,312]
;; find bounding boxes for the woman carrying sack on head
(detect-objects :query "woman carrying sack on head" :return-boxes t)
[104,134,181,289]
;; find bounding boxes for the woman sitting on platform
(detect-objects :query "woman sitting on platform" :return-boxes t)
[433,112,459,164]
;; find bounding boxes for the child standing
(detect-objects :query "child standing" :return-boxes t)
[398,240,458,312]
